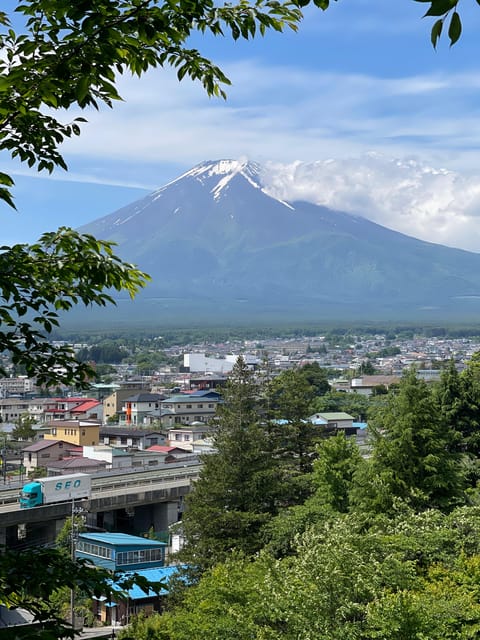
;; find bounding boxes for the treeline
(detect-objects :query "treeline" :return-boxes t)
[120,355,480,639]
[54,323,480,350]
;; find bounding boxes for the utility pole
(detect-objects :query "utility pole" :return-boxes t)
[70,498,85,630]
[1,433,7,485]
[70,498,76,629]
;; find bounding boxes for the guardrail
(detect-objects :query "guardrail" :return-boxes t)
[0,464,202,508]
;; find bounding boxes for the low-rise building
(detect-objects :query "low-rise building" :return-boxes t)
[167,424,212,450]
[159,390,221,427]
[43,419,101,446]
[309,412,356,435]
[22,439,70,474]
[119,393,165,426]
[99,427,166,450]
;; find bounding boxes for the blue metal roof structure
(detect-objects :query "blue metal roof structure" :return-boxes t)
[78,532,166,548]
[109,566,184,600]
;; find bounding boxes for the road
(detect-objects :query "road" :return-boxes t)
[76,624,126,639]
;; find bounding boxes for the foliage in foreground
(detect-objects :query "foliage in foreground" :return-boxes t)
[0,228,149,387]
[123,507,480,639]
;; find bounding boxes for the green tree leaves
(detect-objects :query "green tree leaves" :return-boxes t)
[415,0,462,48]
[0,227,149,386]
[0,0,304,208]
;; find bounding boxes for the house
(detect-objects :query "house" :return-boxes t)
[159,390,221,427]
[309,412,356,435]
[22,439,70,474]
[147,445,195,462]
[99,427,166,450]
[167,424,213,450]
[102,386,146,422]
[118,393,165,426]
[46,456,107,475]
[0,398,31,423]
[83,445,133,470]
[350,375,400,395]
[43,420,100,446]
[188,374,228,391]
[42,397,102,422]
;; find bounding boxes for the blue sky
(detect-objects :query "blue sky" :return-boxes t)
[3,1,480,250]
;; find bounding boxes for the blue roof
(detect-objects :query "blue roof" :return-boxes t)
[78,532,166,548]
[353,422,368,430]
[110,566,183,600]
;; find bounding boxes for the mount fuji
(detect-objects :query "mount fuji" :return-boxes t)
[77,159,480,324]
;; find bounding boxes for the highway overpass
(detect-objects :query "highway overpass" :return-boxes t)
[0,463,201,549]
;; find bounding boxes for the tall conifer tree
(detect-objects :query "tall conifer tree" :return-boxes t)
[353,368,465,514]
[180,357,280,569]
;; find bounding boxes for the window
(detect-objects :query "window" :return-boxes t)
[186,404,192,409]
[208,404,214,408]
[184,434,190,441]
[77,541,112,560]
[116,548,163,565]
[175,434,182,441]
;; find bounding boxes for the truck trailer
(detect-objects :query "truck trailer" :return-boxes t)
[20,473,91,508]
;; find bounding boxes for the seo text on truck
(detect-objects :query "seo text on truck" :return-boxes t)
[20,473,91,508]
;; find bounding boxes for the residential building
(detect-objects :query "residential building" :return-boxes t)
[75,531,173,625]
[83,445,133,470]
[96,565,181,625]
[42,397,103,422]
[350,375,400,395]
[0,376,37,398]
[0,398,31,422]
[167,424,212,450]
[119,393,165,426]
[159,390,221,427]
[102,386,146,422]
[22,439,71,473]
[99,427,166,450]
[309,412,356,435]
[46,455,107,475]
[43,420,100,446]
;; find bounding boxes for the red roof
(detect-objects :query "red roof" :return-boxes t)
[71,400,101,413]
[147,445,176,453]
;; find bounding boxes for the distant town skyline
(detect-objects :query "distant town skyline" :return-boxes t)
[3,1,480,251]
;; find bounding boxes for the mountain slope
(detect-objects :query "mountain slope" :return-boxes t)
[77,159,480,323]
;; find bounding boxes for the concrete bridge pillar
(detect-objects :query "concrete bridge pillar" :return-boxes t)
[134,501,180,536]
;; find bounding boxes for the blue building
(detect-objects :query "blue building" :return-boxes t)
[76,532,167,572]
[93,565,184,625]
[76,532,176,625]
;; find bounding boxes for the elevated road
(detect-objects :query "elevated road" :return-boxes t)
[0,463,201,528]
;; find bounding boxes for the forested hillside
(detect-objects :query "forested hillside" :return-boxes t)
[120,357,480,640]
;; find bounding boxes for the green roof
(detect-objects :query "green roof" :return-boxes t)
[317,412,354,420]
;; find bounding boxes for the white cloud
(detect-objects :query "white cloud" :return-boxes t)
[55,62,480,179]
[261,154,480,253]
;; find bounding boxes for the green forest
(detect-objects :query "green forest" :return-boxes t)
[111,356,480,640]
